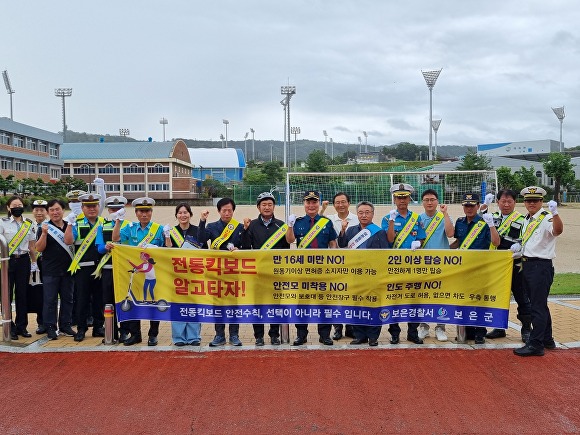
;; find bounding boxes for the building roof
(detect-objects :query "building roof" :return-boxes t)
[61,141,188,160]
[0,117,62,144]
[188,148,245,168]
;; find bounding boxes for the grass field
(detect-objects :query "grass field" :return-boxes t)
[552,273,580,295]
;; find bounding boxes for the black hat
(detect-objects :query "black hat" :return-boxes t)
[461,193,480,205]
[303,191,320,201]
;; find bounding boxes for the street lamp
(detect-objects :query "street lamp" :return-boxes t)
[159,117,168,141]
[291,126,301,169]
[250,128,255,161]
[431,119,442,160]
[119,128,130,141]
[55,88,73,142]
[421,69,442,161]
[552,106,565,153]
[2,70,15,120]
[244,132,249,161]
[363,131,368,152]
[281,85,296,169]
[323,130,328,154]
[219,134,225,148]
[222,119,229,148]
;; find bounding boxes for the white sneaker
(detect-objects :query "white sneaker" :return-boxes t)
[418,325,430,340]
[435,327,448,342]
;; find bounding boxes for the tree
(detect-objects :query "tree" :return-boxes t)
[496,166,516,190]
[260,161,284,184]
[0,175,16,196]
[305,150,328,172]
[543,153,576,204]
[456,151,492,170]
[514,166,538,189]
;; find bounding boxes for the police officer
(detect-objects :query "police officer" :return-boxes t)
[241,192,290,346]
[513,187,563,357]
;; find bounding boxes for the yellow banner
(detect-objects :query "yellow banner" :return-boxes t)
[112,246,513,328]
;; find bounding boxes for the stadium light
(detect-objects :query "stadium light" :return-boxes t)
[330,138,334,161]
[291,126,301,169]
[250,128,255,161]
[281,85,296,169]
[358,136,362,154]
[222,119,229,148]
[244,132,249,161]
[363,131,368,152]
[2,70,15,120]
[552,106,565,153]
[55,88,73,142]
[219,133,225,148]
[323,130,328,154]
[431,119,442,160]
[159,117,168,141]
[421,69,442,161]
[119,128,130,142]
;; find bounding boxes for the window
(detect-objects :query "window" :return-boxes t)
[148,164,169,173]
[99,164,120,174]
[74,164,94,175]
[123,184,145,191]
[14,160,25,171]
[61,167,70,175]
[39,141,48,153]
[1,159,12,170]
[51,168,60,178]
[124,164,144,174]
[26,139,37,150]
[149,183,169,191]
[105,184,121,192]
[14,137,24,148]
[49,144,58,158]
[40,164,49,174]
[28,162,38,173]
[0,133,10,145]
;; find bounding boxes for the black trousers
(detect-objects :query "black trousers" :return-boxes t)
[126,320,160,337]
[522,258,554,349]
[74,266,104,332]
[388,322,420,338]
[353,325,382,340]
[295,324,331,339]
[214,323,239,337]
[511,262,531,318]
[8,256,31,332]
[252,324,280,339]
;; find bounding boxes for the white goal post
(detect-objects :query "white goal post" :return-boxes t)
[284,170,498,216]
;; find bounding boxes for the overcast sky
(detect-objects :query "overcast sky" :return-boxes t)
[2,1,579,149]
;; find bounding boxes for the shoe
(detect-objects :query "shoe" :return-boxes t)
[485,328,506,339]
[407,335,424,345]
[332,331,343,341]
[10,331,18,340]
[350,338,369,345]
[148,336,158,346]
[229,335,242,346]
[418,325,430,340]
[59,326,76,337]
[74,330,86,342]
[174,342,186,347]
[124,335,142,346]
[271,337,281,345]
[19,330,32,338]
[435,327,448,342]
[92,327,105,338]
[292,337,307,346]
[390,335,400,345]
[319,337,334,346]
[514,344,544,357]
[544,339,556,349]
[209,335,226,347]
[191,341,201,346]
[369,338,379,347]
[36,325,47,334]
[119,332,129,343]
[255,337,265,346]
[474,336,485,345]
[47,328,58,340]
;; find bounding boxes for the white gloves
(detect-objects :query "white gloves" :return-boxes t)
[93,177,105,186]
[163,224,171,238]
[30,262,38,272]
[287,214,296,228]
[226,243,235,251]
[65,212,77,226]
[410,241,421,251]
[69,202,82,215]
[548,200,558,216]
[110,208,126,221]
[389,209,397,221]
[510,242,522,258]
[484,193,495,207]
[482,213,494,227]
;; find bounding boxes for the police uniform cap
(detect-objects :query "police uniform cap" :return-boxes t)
[78,193,102,205]
[256,192,276,205]
[66,190,86,201]
[520,186,546,200]
[105,196,127,209]
[132,197,156,209]
[32,199,48,208]
[461,193,480,205]
[390,183,414,197]
[303,190,320,201]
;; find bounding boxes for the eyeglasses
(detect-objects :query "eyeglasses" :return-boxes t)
[422,198,437,202]
[524,199,542,203]
[462,204,477,207]
[357,211,373,215]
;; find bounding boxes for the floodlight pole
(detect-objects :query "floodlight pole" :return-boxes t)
[55,88,73,142]
[281,85,296,169]
[323,130,328,154]
[422,69,442,161]
[330,138,334,161]
[431,119,441,160]
[552,106,565,153]
[119,128,130,142]
[358,136,362,154]
[244,132,249,161]
[250,128,255,161]
[159,117,168,141]
[291,126,300,170]
[363,131,368,153]
[222,119,229,148]
[220,134,225,148]
[2,70,15,120]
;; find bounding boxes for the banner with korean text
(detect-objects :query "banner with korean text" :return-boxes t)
[112,245,513,328]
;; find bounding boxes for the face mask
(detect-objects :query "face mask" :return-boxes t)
[10,207,24,217]
[69,202,82,215]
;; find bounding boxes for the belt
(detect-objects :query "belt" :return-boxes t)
[79,261,96,267]
[10,253,29,259]
[522,256,551,262]
[103,265,113,270]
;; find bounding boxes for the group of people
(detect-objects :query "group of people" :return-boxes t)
[0,180,562,356]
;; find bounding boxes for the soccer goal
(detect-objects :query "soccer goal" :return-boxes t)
[284,170,498,215]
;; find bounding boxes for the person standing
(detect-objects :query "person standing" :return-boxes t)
[35,199,76,340]
[338,201,387,346]
[31,199,48,335]
[513,187,563,357]
[241,192,290,346]
[417,189,454,342]
[381,183,426,345]
[165,202,203,347]
[451,193,500,344]
[112,197,165,346]
[482,189,532,342]
[286,190,338,346]
[0,196,37,340]
[198,197,244,347]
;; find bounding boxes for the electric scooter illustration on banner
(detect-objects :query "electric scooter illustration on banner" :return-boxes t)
[120,265,170,313]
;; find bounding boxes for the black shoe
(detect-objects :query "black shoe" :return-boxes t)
[36,326,47,335]
[474,336,486,344]
[332,331,343,341]
[319,337,333,346]
[59,326,76,337]
[485,328,506,339]
[10,331,18,340]
[92,327,105,338]
[191,341,201,346]
[271,337,281,345]
[390,335,400,345]
[407,335,424,344]
[292,337,307,346]
[255,337,265,346]
[369,338,379,347]
[47,327,58,340]
[74,330,86,342]
[19,330,32,338]
[544,339,557,349]
[148,336,158,346]
[124,335,142,346]
[119,332,129,343]
[514,344,544,357]
[350,338,368,345]
[174,342,186,347]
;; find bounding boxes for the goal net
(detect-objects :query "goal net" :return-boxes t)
[284,170,498,215]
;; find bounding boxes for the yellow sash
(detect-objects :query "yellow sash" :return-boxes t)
[298,217,329,249]
[260,224,288,250]
[459,221,486,250]
[68,219,103,274]
[422,212,444,247]
[170,226,185,247]
[210,219,240,250]
[489,210,522,250]
[521,212,548,245]
[92,220,130,278]
[137,222,161,248]
[393,212,418,249]
[8,219,32,256]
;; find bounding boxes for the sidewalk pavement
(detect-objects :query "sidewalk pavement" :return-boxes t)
[2,296,580,353]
